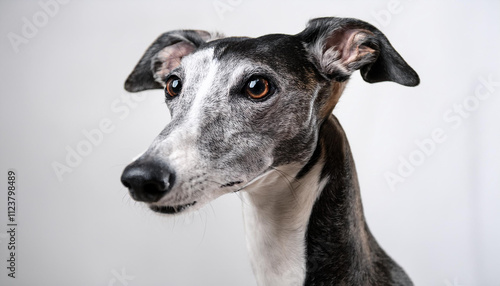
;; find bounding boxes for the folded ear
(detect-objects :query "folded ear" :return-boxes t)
[124,30,219,92]
[298,17,419,86]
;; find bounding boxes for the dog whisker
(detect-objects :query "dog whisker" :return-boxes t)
[269,166,301,206]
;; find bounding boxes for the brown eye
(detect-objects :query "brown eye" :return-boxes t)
[165,76,182,98]
[245,76,270,99]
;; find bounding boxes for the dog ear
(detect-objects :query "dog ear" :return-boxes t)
[124,30,218,92]
[298,17,419,86]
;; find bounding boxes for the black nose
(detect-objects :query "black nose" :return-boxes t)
[120,159,175,203]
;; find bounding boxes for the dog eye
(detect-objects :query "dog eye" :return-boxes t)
[165,76,182,98]
[245,76,270,100]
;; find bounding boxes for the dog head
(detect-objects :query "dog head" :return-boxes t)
[121,17,419,214]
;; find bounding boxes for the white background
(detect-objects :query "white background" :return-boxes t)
[0,0,499,285]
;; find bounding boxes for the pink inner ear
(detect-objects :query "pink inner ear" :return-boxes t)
[153,41,196,84]
[325,28,376,68]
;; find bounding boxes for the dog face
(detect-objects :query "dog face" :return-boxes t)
[121,18,419,214]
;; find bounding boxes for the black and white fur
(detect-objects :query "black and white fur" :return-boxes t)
[121,17,419,285]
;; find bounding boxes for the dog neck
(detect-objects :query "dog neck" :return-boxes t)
[242,157,325,286]
[242,115,397,285]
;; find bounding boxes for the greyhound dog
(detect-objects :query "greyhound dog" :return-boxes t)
[121,17,419,285]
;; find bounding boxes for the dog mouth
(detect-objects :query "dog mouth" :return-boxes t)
[150,201,197,214]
